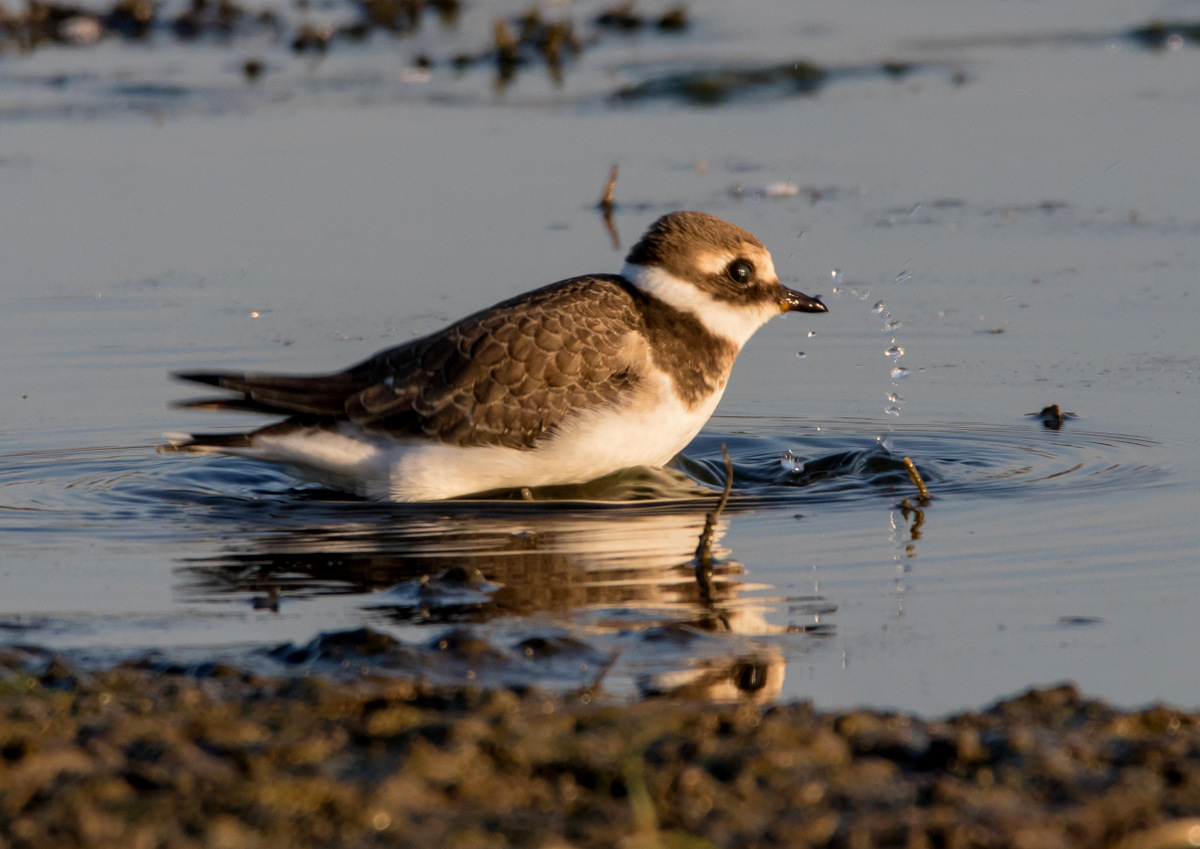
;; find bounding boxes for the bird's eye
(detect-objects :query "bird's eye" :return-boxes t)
[727,260,754,284]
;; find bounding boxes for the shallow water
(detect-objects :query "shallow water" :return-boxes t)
[2,0,1198,714]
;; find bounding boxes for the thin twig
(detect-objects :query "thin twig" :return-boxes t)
[597,164,620,249]
[580,649,622,699]
[903,456,931,505]
[597,163,618,211]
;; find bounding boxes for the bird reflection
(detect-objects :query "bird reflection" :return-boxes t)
[177,500,835,702]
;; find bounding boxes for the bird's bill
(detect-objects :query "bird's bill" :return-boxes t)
[779,286,829,314]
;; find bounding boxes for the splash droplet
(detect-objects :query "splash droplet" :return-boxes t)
[780,450,805,473]
[796,351,806,359]
[877,435,895,453]
[887,392,905,403]
[807,330,816,337]
[891,366,911,379]
[885,345,905,360]
[883,319,901,332]
[872,300,886,314]
[830,268,842,285]
[885,406,901,416]
[895,269,911,284]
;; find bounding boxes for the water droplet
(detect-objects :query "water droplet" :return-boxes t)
[885,406,901,416]
[886,392,905,403]
[891,366,911,379]
[796,351,806,359]
[895,269,911,284]
[883,319,901,332]
[780,450,805,473]
[877,435,895,452]
[807,330,816,337]
[830,268,842,284]
[872,300,886,314]
[885,345,905,360]
[858,289,871,301]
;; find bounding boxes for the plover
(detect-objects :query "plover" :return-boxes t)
[166,211,827,500]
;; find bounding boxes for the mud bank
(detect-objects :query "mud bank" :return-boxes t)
[2,651,1198,848]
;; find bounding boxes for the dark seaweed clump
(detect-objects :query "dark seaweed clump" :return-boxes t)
[611,59,940,106]
[614,61,829,106]
[1126,19,1200,49]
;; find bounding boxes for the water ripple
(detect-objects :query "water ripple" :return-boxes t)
[0,419,1171,532]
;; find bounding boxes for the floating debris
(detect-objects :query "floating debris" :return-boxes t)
[1126,19,1200,49]
[880,59,915,78]
[613,60,828,106]
[657,5,687,32]
[594,2,639,30]
[762,181,800,198]
[1058,615,1105,627]
[242,56,264,81]
[290,23,331,54]
[358,0,422,34]
[594,3,688,34]
[1028,403,1077,430]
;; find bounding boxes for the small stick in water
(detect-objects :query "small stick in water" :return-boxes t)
[597,164,620,249]
[903,456,931,505]
[598,163,618,212]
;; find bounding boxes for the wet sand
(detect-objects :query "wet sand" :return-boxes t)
[3,650,1198,848]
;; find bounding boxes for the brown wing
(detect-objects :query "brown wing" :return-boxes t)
[173,275,647,450]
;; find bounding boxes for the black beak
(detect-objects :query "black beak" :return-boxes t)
[780,286,828,314]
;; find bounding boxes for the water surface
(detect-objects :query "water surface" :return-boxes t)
[2,0,1197,713]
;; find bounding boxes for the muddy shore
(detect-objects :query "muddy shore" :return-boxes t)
[2,650,1198,849]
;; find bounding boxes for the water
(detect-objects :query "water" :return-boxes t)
[2,0,1199,714]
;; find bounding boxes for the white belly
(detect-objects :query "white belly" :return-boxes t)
[248,379,726,501]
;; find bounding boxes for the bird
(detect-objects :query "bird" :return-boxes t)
[165,211,828,500]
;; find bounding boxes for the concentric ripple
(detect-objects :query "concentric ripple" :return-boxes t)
[684,417,1169,507]
[0,418,1172,530]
